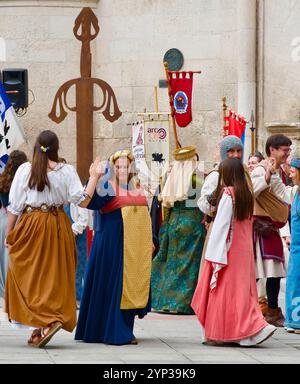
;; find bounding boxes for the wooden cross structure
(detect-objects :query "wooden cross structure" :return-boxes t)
[49,7,122,182]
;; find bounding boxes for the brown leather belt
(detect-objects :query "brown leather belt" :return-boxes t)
[23,204,64,215]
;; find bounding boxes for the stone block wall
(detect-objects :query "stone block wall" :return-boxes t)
[0,0,299,171]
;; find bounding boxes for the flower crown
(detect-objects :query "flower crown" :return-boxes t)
[40,146,50,153]
[109,149,134,164]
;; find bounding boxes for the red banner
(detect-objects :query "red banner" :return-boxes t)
[168,71,193,128]
[224,109,246,139]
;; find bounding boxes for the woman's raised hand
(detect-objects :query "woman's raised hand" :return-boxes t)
[89,157,105,179]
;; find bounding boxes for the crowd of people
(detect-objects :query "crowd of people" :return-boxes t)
[0,129,299,349]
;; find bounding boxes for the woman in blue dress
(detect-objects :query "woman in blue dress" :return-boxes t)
[284,158,300,333]
[0,150,28,302]
[75,150,153,345]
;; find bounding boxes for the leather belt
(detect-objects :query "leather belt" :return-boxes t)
[23,204,64,215]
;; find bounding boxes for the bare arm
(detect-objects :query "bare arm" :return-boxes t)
[79,176,99,208]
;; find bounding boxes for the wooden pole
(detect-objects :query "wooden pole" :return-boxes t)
[168,70,202,74]
[250,109,255,155]
[222,96,228,137]
[159,176,164,221]
[164,61,181,149]
[154,86,159,113]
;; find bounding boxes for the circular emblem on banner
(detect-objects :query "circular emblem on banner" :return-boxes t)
[158,128,167,140]
[174,91,188,114]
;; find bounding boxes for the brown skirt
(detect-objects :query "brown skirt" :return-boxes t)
[5,209,77,332]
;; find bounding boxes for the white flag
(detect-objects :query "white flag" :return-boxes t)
[144,117,170,180]
[132,121,159,195]
[0,81,25,172]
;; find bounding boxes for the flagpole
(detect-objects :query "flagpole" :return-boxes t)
[154,86,159,113]
[167,70,202,75]
[164,61,181,149]
[222,97,228,136]
[250,110,256,155]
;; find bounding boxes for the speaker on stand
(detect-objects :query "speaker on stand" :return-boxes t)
[2,68,28,110]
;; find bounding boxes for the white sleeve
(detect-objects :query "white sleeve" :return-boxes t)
[7,162,30,216]
[269,173,297,204]
[70,204,89,235]
[205,193,233,264]
[205,193,233,290]
[66,165,85,205]
[251,165,269,197]
[197,171,219,215]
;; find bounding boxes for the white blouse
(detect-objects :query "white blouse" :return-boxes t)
[8,162,84,216]
[205,193,233,290]
[197,170,219,216]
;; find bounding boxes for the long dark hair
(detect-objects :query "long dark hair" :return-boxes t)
[28,130,59,192]
[214,158,254,221]
[0,150,28,192]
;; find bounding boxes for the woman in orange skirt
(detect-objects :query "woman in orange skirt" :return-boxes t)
[4,130,99,348]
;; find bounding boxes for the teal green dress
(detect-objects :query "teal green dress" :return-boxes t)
[151,175,206,314]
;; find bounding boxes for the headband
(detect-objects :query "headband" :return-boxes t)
[290,158,300,169]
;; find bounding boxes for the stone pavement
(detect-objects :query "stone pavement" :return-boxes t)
[1,307,300,364]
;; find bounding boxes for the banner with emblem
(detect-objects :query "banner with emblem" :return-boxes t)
[168,71,193,128]
[0,81,26,173]
[144,116,170,181]
[132,121,152,183]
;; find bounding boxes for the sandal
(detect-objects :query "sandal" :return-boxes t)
[27,328,42,345]
[29,322,62,348]
[130,337,138,345]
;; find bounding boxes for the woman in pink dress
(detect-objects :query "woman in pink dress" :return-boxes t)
[191,158,276,346]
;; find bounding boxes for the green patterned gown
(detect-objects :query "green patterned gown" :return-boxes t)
[151,176,206,314]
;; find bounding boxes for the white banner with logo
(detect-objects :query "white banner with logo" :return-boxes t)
[144,118,170,180]
[132,121,158,195]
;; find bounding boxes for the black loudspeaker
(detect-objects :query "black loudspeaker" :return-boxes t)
[2,68,28,109]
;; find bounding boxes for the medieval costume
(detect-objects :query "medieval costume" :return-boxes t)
[5,162,84,332]
[0,201,8,303]
[251,160,290,326]
[284,159,300,332]
[192,187,275,345]
[197,136,245,277]
[75,150,152,344]
[0,150,28,304]
[151,147,206,314]
[64,204,89,304]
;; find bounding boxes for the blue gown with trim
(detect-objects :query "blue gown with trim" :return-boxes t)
[75,183,151,344]
[285,192,300,329]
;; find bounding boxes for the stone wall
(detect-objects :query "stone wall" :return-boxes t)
[94,0,240,168]
[257,0,300,154]
[0,0,99,164]
[0,0,299,170]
